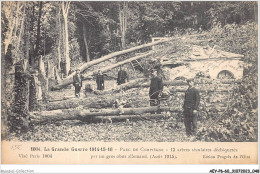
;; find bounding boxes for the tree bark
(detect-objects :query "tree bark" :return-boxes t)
[30,106,178,124]
[93,113,167,122]
[51,39,168,90]
[83,22,90,62]
[34,1,43,59]
[81,52,152,80]
[38,56,48,101]
[44,96,115,110]
[29,75,38,111]
[29,2,35,66]
[56,8,62,71]
[14,63,29,115]
[61,1,71,76]
[119,2,128,50]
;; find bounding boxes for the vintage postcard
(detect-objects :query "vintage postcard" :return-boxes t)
[1,1,258,166]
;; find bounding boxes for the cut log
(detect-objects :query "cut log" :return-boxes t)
[92,113,169,122]
[44,96,115,110]
[29,106,178,124]
[51,39,168,90]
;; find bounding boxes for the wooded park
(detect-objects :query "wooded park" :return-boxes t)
[1,1,258,142]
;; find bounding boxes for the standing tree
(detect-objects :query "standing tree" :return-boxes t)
[56,7,62,70]
[61,1,71,76]
[34,1,43,61]
[82,22,90,62]
[119,1,128,50]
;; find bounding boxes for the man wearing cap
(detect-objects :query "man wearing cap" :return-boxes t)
[183,78,200,136]
[73,68,83,97]
[149,69,163,109]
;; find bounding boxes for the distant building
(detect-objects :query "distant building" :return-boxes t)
[152,38,244,80]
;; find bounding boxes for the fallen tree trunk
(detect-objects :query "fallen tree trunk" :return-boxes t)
[51,39,168,90]
[100,79,240,93]
[51,52,152,91]
[81,52,153,80]
[92,113,168,122]
[44,96,115,110]
[45,79,238,111]
[96,80,188,95]
[30,106,178,124]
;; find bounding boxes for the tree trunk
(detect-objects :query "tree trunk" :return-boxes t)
[93,113,166,122]
[29,2,35,67]
[14,64,29,115]
[61,1,71,76]
[34,1,43,58]
[30,106,178,124]
[56,9,62,71]
[83,22,90,62]
[43,96,115,110]
[3,5,15,55]
[119,2,127,50]
[82,52,152,79]
[38,56,48,101]
[24,5,31,61]
[28,75,38,111]
[16,7,25,63]
[51,39,168,90]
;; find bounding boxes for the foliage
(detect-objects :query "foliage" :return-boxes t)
[195,22,258,142]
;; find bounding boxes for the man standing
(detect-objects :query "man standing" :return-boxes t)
[183,78,200,137]
[73,68,82,97]
[117,66,129,85]
[149,69,163,107]
[96,70,104,90]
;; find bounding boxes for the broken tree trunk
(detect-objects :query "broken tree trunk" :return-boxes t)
[29,106,178,124]
[51,39,169,90]
[81,52,153,80]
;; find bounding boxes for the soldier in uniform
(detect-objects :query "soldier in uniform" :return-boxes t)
[117,66,129,85]
[183,78,200,137]
[73,68,83,97]
[96,70,105,90]
[149,69,163,108]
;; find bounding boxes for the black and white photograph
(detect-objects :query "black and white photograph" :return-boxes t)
[1,1,258,167]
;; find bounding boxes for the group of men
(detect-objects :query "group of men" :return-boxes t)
[73,67,200,137]
[72,66,129,97]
